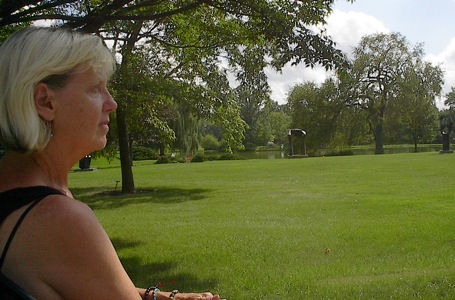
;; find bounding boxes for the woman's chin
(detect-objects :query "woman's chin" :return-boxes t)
[88,138,108,153]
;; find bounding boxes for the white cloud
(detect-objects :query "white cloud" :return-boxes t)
[325,10,390,54]
[268,10,390,104]
[265,65,333,104]
[426,37,455,107]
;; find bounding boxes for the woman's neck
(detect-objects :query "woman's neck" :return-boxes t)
[0,150,72,197]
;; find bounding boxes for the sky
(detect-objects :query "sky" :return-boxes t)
[266,0,455,108]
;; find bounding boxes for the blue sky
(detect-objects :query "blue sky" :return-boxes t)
[267,0,455,108]
[334,0,455,54]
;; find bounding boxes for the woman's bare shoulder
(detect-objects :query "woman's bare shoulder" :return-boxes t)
[4,194,140,299]
[33,193,96,225]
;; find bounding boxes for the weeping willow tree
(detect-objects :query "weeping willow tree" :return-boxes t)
[174,107,202,158]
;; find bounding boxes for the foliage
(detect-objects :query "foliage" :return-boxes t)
[267,110,292,146]
[190,154,205,163]
[173,107,201,157]
[234,84,271,147]
[285,32,443,153]
[395,58,441,150]
[324,149,354,156]
[2,0,352,193]
[110,41,178,147]
[203,155,219,161]
[131,146,159,161]
[288,79,346,152]
[218,153,242,160]
[329,104,371,148]
[154,156,171,165]
[210,100,246,153]
[254,101,292,147]
[200,134,221,151]
[341,33,443,154]
[438,109,455,143]
[445,87,455,108]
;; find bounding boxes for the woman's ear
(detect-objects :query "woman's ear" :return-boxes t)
[34,82,55,121]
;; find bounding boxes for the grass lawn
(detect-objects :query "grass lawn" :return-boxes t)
[69,152,455,299]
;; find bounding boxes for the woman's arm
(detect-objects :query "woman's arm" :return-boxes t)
[138,288,222,300]
[14,194,222,299]
[17,196,142,299]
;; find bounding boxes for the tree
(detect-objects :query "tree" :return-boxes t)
[269,110,292,146]
[174,105,201,158]
[235,86,271,148]
[342,33,424,154]
[287,79,345,152]
[106,1,349,192]
[445,87,455,108]
[334,104,371,147]
[255,101,291,147]
[3,0,350,193]
[398,57,442,151]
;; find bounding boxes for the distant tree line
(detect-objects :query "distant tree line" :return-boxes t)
[239,33,451,156]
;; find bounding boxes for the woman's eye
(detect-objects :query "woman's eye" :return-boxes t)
[91,85,101,94]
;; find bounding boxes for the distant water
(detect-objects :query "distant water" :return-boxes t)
[233,145,444,159]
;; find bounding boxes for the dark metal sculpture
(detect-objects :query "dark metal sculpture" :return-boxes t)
[287,129,308,157]
[439,115,453,154]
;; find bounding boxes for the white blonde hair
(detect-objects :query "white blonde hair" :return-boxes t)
[0,27,115,153]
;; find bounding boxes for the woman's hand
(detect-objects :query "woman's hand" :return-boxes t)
[157,291,225,300]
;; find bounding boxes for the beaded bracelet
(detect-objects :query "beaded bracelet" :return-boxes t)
[144,286,160,300]
[152,287,160,300]
[169,290,179,299]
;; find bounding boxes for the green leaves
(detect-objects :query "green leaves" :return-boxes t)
[444,87,455,108]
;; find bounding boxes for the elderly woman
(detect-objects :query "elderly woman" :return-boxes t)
[0,27,222,300]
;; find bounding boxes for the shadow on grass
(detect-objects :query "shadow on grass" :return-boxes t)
[111,237,219,292]
[71,187,213,210]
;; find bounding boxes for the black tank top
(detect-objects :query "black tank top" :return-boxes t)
[0,186,64,299]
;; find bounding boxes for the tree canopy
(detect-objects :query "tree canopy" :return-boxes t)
[1,0,353,192]
[340,33,443,154]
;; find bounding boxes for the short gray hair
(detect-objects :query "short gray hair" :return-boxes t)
[0,27,115,153]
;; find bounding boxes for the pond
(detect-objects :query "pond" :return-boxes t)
[232,145,445,160]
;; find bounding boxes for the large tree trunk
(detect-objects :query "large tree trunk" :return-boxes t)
[413,133,419,152]
[159,144,165,156]
[114,22,143,194]
[373,123,384,154]
[116,106,135,193]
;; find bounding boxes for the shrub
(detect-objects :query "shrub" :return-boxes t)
[325,150,354,157]
[338,150,354,156]
[132,146,159,161]
[218,153,241,160]
[244,143,257,151]
[191,154,205,163]
[155,156,171,164]
[200,134,221,150]
[205,155,219,161]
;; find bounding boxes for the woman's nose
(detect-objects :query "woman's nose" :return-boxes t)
[103,90,117,112]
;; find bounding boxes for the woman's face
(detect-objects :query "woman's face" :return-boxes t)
[50,66,117,156]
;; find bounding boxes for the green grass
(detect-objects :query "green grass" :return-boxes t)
[69,152,455,299]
